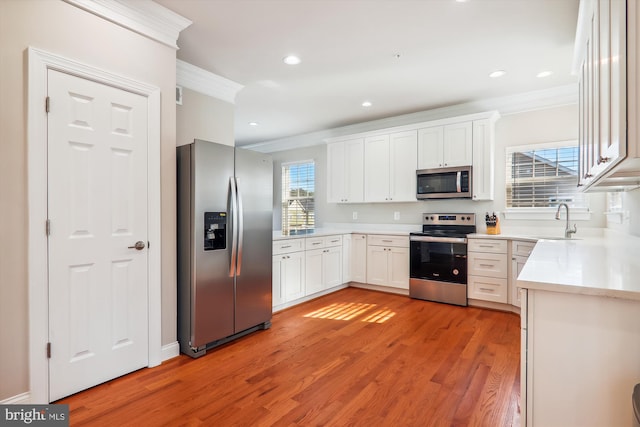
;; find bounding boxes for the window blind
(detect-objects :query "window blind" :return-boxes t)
[282,161,315,232]
[505,145,586,208]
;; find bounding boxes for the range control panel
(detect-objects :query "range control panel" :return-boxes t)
[422,213,476,226]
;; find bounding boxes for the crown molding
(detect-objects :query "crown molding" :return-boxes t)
[63,0,192,49]
[244,84,578,153]
[176,60,244,104]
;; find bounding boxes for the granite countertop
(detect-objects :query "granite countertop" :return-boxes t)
[517,232,640,301]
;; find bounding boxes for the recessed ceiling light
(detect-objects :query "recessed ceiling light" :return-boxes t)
[536,71,553,78]
[489,70,506,78]
[283,55,301,65]
[248,122,259,126]
[455,0,469,2]
[362,101,372,107]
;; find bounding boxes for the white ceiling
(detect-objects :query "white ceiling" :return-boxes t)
[155,0,580,146]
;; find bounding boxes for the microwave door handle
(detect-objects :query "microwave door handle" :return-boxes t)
[456,171,461,193]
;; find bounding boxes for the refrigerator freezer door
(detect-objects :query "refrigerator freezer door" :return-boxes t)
[234,148,273,332]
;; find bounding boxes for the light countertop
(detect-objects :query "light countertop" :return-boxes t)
[517,232,640,301]
[273,224,417,240]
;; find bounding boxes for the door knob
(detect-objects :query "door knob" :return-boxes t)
[128,241,146,250]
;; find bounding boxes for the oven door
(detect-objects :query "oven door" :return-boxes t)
[409,236,467,284]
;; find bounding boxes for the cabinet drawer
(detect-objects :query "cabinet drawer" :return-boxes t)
[367,234,409,248]
[273,238,305,255]
[468,252,508,278]
[305,237,326,250]
[469,275,508,303]
[512,240,535,257]
[468,239,508,254]
[323,235,343,248]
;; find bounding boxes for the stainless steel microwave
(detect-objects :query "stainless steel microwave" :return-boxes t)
[416,166,472,199]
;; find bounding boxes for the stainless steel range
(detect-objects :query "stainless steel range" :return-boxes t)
[409,213,476,306]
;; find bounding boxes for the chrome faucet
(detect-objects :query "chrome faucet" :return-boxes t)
[555,203,577,238]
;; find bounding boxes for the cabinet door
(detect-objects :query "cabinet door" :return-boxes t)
[366,245,388,285]
[389,130,417,202]
[327,141,346,203]
[272,256,283,307]
[342,234,351,284]
[305,248,324,295]
[323,246,343,288]
[510,255,528,307]
[282,251,305,302]
[443,122,472,167]
[364,135,391,202]
[344,139,365,203]
[472,119,494,201]
[351,234,367,283]
[417,126,444,169]
[387,247,409,289]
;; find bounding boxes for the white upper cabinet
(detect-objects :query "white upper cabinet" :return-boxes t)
[443,122,473,167]
[327,138,364,203]
[389,130,418,202]
[418,122,472,169]
[325,111,499,203]
[472,119,496,201]
[364,134,391,202]
[576,0,640,190]
[417,126,444,169]
[364,130,417,202]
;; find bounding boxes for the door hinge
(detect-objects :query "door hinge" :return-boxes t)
[45,96,50,113]
[46,342,51,359]
[46,219,51,236]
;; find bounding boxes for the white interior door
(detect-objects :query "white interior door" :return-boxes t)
[47,69,149,401]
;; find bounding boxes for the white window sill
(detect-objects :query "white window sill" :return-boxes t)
[503,208,592,221]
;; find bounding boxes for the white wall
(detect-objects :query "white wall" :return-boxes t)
[271,104,607,233]
[607,190,640,236]
[0,0,178,401]
[177,88,235,147]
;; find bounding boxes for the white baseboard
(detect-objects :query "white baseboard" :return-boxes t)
[1,344,179,406]
[161,341,180,361]
[0,392,31,405]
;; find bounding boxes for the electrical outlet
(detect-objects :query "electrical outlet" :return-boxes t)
[394,211,400,221]
[352,212,358,220]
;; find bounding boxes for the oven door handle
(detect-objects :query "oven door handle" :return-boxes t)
[410,235,467,244]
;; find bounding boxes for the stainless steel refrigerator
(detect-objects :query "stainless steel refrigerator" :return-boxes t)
[177,139,273,358]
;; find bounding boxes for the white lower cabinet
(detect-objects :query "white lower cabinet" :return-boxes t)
[467,238,508,303]
[510,240,535,307]
[366,235,409,289]
[305,245,342,295]
[522,288,640,427]
[351,234,367,283]
[272,250,305,306]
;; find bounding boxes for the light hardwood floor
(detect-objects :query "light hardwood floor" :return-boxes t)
[57,287,521,426]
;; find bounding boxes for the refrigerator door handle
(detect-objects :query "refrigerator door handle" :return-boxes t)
[235,177,244,276]
[229,176,238,277]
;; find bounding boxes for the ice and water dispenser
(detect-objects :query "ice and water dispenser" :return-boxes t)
[204,211,227,250]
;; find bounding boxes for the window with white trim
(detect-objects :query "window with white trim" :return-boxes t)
[505,142,587,209]
[282,160,315,233]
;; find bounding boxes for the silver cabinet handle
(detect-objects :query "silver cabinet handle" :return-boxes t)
[128,241,145,250]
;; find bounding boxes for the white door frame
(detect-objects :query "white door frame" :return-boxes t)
[27,47,162,403]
